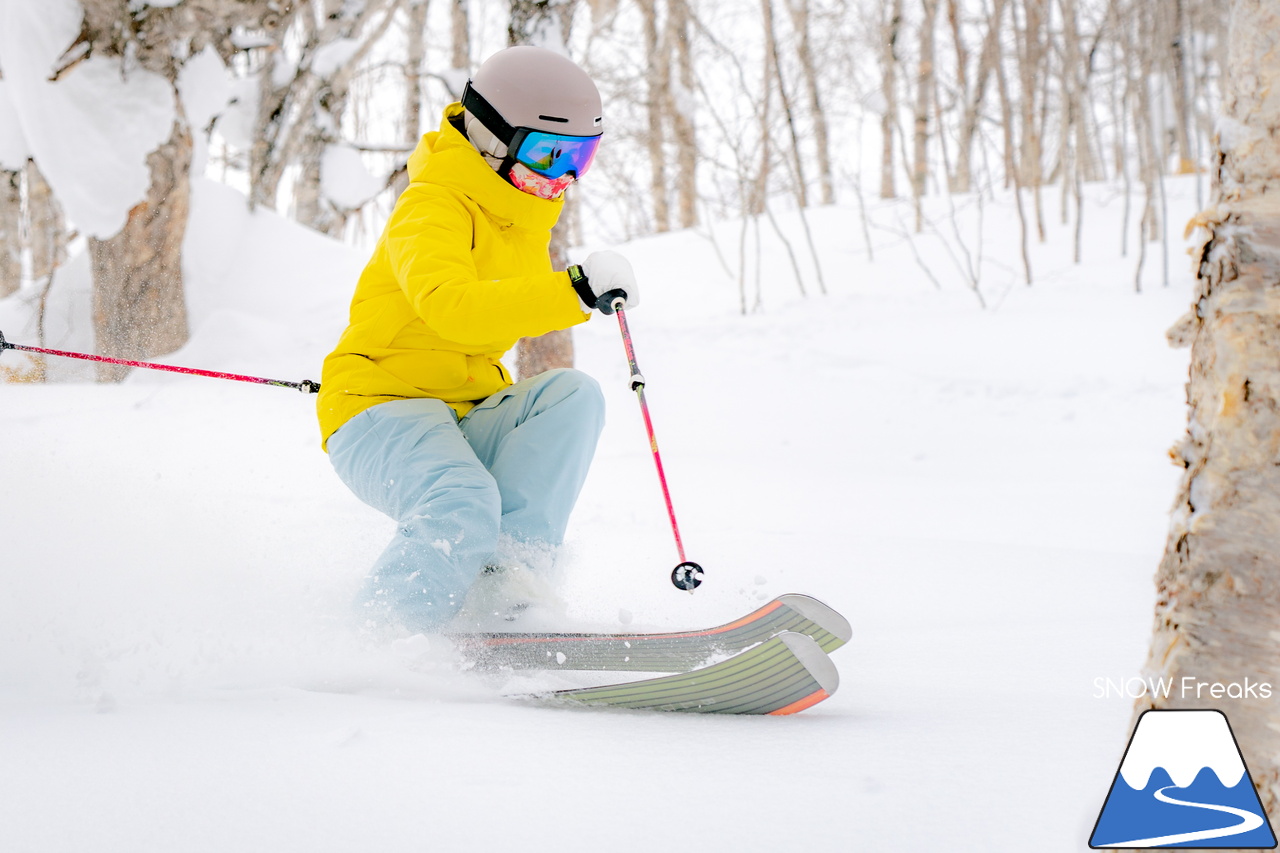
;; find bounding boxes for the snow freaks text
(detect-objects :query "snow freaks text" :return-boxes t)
[1093,676,1274,701]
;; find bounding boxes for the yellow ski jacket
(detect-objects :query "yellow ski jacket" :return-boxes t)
[317,104,590,449]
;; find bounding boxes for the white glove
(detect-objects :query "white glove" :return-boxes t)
[570,250,641,315]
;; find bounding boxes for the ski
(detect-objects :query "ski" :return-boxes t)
[519,632,838,715]
[451,593,850,672]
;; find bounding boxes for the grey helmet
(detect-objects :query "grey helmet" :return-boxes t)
[462,46,603,192]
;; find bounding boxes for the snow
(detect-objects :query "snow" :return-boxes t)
[0,173,1199,850]
[311,38,361,79]
[178,46,232,133]
[0,0,176,239]
[0,81,31,169]
[321,144,384,210]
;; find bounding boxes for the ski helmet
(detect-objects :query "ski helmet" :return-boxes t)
[462,46,604,198]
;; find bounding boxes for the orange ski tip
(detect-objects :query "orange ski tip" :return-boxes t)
[768,689,831,716]
[707,599,785,635]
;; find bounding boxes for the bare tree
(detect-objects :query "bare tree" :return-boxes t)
[1167,0,1197,173]
[911,0,939,231]
[668,0,699,228]
[0,168,19,298]
[879,0,904,199]
[1136,0,1280,817]
[951,0,1006,195]
[1013,0,1047,242]
[452,0,472,71]
[786,0,834,205]
[26,161,67,287]
[292,0,402,236]
[404,0,430,144]
[510,0,581,380]
[637,0,672,232]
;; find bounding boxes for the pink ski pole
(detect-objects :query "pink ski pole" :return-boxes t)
[0,329,319,393]
[610,298,704,591]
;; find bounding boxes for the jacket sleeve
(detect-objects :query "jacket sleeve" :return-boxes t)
[385,185,589,346]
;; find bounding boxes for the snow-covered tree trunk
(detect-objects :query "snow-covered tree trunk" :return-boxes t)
[89,121,192,381]
[75,0,192,378]
[25,160,67,285]
[0,169,19,297]
[74,0,286,378]
[1137,0,1280,818]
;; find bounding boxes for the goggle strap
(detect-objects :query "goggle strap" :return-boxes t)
[461,82,517,147]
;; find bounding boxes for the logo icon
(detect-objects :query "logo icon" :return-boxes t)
[1091,709,1277,848]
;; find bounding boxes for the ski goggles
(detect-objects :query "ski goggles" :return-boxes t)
[509,129,601,180]
[463,81,602,180]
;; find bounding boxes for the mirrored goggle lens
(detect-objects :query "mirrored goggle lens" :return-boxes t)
[513,131,601,179]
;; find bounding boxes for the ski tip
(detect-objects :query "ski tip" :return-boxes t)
[775,631,840,698]
[776,594,852,644]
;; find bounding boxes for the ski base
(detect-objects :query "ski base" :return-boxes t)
[451,593,851,672]
[517,632,838,715]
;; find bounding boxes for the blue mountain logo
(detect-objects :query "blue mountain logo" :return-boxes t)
[1091,709,1277,848]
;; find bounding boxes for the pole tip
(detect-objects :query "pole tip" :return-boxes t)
[671,561,704,591]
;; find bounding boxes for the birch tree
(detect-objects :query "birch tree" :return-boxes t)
[1137,0,1280,815]
[911,0,938,231]
[510,0,580,380]
[637,0,672,232]
[878,0,904,199]
[786,0,834,205]
[0,168,18,298]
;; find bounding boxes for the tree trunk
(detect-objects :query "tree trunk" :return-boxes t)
[912,0,939,231]
[787,0,834,205]
[994,15,1033,285]
[0,169,20,298]
[1134,1,1161,245]
[879,0,904,199]
[638,0,671,233]
[452,0,471,70]
[1137,0,1280,818]
[1014,0,1047,241]
[250,4,307,210]
[1169,0,1197,173]
[405,0,429,142]
[26,160,66,283]
[763,0,805,210]
[510,0,580,379]
[669,0,698,228]
[89,121,192,381]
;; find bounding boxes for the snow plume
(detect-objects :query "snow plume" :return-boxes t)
[0,0,175,239]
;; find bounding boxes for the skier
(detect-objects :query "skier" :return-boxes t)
[317,46,638,633]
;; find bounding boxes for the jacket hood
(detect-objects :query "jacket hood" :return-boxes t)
[406,103,564,232]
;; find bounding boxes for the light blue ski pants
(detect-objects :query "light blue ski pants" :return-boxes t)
[327,368,605,631]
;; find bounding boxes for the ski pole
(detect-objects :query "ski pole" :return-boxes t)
[0,329,320,393]
[611,297,705,592]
